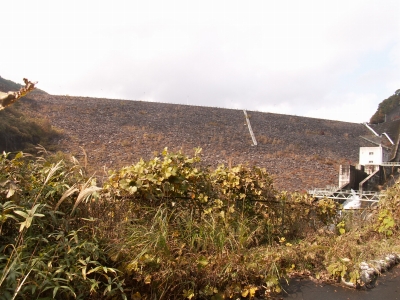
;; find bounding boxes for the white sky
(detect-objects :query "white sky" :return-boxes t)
[2,0,399,123]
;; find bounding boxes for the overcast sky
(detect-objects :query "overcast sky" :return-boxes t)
[2,0,399,123]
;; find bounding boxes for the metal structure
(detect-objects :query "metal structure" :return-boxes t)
[308,188,381,203]
[243,110,257,146]
[380,161,400,166]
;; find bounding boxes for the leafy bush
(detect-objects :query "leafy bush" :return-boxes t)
[0,151,125,300]
[101,148,332,299]
[4,146,400,298]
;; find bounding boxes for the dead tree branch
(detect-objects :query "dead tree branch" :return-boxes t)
[0,78,37,110]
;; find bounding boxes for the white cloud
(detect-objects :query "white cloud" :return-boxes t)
[305,92,379,123]
[1,0,399,122]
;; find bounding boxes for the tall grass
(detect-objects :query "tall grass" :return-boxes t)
[0,151,126,299]
[2,147,400,299]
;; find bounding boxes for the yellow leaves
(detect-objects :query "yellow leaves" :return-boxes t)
[214,199,223,208]
[125,261,139,272]
[197,256,209,268]
[162,147,169,156]
[337,221,346,235]
[198,193,209,203]
[183,289,195,299]
[327,260,348,278]
[224,283,241,298]
[203,207,213,215]
[348,270,360,284]
[376,209,395,236]
[241,285,257,298]
[0,78,37,110]
[265,275,281,293]
[119,179,138,194]
[144,275,151,284]
[202,285,218,296]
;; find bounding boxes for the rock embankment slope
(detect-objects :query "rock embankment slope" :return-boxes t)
[21,94,371,191]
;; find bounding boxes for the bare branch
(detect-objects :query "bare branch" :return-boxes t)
[0,78,37,110]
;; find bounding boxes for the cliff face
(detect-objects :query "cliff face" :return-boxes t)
[19,93,372,191]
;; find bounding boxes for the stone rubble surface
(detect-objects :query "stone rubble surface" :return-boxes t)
[21,94,372,191]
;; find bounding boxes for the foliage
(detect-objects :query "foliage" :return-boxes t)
[102,148,338,299]
[0,77,22,93]
[0,78,37,111]
[375,209,395,236]
[0,77,60,154]
[0,151,126,299]
[370,93,400,124]
[0,105,61,153]
[3,146,400,298]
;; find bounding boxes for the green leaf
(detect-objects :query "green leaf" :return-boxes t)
[197,256,209,268]
[82,267,87,280]
[53,286,59,298]
[14,210,29,219]
[6,188,15,198]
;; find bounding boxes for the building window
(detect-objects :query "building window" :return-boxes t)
[369,152,374,155]
[369,160,373,163]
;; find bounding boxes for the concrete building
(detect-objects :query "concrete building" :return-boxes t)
[359,146,390,166]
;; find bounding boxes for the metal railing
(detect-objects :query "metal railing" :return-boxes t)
[308,188,381,203]
[243,110,257,146]
[380,162,400,166]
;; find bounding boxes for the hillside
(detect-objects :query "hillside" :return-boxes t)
[0,78,58,152]
[16,92,372,191]
[370,91,400,124]
[0,76,23,92]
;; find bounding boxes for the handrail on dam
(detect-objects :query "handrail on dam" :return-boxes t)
[363,122,379,137]
[380,161,400,166]
[243,110,257,146]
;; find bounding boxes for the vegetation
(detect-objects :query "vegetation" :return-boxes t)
[0,76,23,92]
[1,146,400,299]
[370,91,400,124]
[0,78,37,111]
[0,78,60,153]
[0,105,61,153]
[0,149,125,300]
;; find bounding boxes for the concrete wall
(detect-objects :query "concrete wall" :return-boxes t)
[339,164,368,190]
[359,168,381,192]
